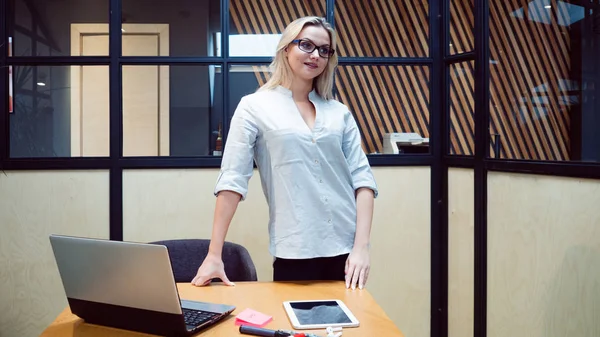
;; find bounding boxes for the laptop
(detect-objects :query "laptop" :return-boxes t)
[49,234,236,336]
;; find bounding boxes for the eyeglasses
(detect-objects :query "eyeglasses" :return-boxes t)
[291,39,335,58]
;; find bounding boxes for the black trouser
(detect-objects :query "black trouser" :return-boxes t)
[272,253,349,281]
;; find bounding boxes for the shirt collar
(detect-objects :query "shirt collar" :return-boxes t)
[274,85,319,101]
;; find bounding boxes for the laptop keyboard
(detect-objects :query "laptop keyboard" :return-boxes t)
[182,308,220,327]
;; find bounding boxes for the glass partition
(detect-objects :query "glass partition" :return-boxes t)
[10,65,109,158]
[335,0,430,57]
[489,0,599,162]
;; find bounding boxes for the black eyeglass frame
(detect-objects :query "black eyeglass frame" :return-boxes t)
[290,38,336,58]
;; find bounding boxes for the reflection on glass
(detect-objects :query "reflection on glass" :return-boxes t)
[122,65,221,157]
[227,0,325,57]
[122,0,221,57]
[489,0,597,162]
[227,65,271,117]
[216,32,283,57]
[335,0,429,57]
[12,0,109,57]
[449,61,475,155]
[450,0,474,54]
[10,66,109,158]
[335,65,430,155]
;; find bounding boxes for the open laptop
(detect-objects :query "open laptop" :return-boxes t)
[49,234,236,336]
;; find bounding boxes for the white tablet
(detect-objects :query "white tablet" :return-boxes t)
[282,299,360,330]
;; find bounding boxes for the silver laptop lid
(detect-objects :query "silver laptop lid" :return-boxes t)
[49,234,182,315]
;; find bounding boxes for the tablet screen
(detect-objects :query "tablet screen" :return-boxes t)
[289,301,352,325]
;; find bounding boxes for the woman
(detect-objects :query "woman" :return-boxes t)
[192,16,378,290]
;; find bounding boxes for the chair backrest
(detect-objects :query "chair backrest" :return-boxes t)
[149,239,258,282]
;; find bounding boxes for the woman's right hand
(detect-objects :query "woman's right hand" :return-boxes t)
[191,254,235,286]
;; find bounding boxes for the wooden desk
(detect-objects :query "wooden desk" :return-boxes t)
[40,281,403,337]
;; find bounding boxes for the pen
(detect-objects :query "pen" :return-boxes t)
[239,325,292,337]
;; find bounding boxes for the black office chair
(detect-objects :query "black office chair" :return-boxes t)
[149,239,258,282]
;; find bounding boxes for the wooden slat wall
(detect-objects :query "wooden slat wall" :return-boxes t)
[229,0,430,154]
[334,1,430,153]
[449,0,571,160]
[450,0,475,55]
[251,65,271,87]
[449,0,475,156]
[335,1,429,58]
[487,0,571,160]
[335,66,430,153]
[450,61,475,156]
[231,0,572,159]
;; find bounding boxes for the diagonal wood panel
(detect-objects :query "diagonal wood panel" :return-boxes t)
[448,0,475,156]
[334,1,430,58]
[449,61,475,155]
[450,0,475,55]
[449,0,572,160]
[335,65,430,153]
[487,0,571,160]
[231,0,573,159]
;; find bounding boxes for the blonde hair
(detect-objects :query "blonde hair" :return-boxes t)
[259,16,338,100]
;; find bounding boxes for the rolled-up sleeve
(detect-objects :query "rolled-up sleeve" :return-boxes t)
[214,97,258,201]
[342,111,379,198]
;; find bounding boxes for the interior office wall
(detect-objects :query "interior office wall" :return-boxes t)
[10,0,217,157]
[487,172,600,337]
[0,171,110,337]
[0,167,431,337]
[9,0,436,158]
[122,0,216,156]
[121,168,273,279]
[448,168,474,337]
[122,166,432,337]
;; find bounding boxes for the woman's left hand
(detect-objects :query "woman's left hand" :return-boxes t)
[345,245,370,289]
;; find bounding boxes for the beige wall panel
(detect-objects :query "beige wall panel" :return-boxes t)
[122,167,431,337]
[448,168,474,337]
[369,167,431,337]
[488,172,600,337]
[122,168,273,282]
[0,171,110,337]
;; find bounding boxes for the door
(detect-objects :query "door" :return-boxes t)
[70,24,170,156]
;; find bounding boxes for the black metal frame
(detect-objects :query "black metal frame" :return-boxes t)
[430,2,448,337]
[473,1,489,337]
[109,0,124,241]
[0,0,7,165]
[3,1,600,337]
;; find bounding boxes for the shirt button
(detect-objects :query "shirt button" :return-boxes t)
[328,219,332,223]
[314,159,319,164]
[319,179,323,183]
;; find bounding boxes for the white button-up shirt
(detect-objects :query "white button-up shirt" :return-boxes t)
[214,85,378,259]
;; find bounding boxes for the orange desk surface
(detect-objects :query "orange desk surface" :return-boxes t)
[40,281,404,337]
